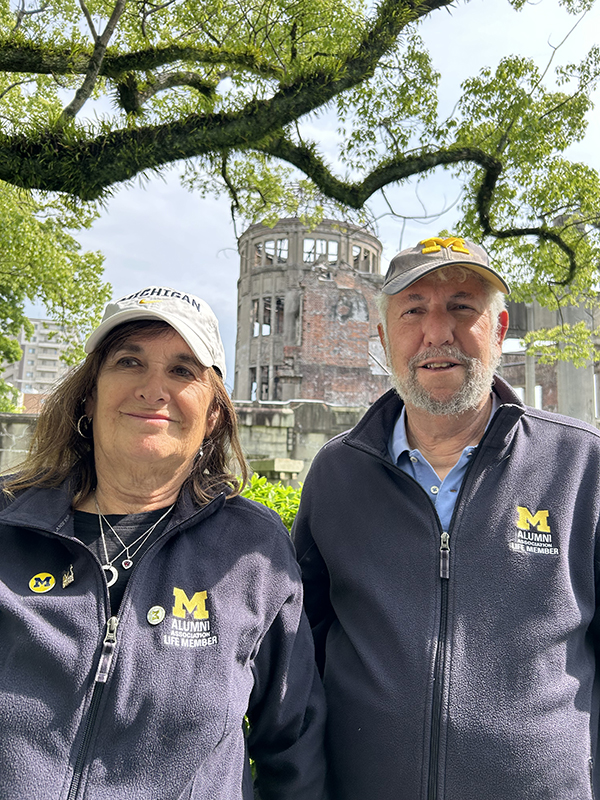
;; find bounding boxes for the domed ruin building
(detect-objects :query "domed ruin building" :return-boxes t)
[233,217,391,406]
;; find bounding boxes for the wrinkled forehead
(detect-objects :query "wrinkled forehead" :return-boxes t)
[395,269,492,302]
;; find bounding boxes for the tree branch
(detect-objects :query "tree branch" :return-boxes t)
[256,134,501,207]
[60,0,127,122]
[138,0,179,39]
[116,71,216,114]
[0,39,285,81]
[474,162,579,283]
[79,0,98,41]
[10,0,48,35]
[220,152,241,212]
[0,77,35,102]
[1,0,452,80]
[260,132,581,283]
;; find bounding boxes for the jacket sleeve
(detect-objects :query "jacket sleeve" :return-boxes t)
[246,535,327,800]
[291,473,336,677]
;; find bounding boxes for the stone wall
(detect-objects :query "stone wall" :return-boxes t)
[0,413,37,473]
[0,403,367,487]
[235,399,368,484]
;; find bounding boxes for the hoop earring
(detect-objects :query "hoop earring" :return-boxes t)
[77,415,92,439]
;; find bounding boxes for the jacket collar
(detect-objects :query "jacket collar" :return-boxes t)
[343,374,526,463]
[0,479,75,534]
[0,478,226,536]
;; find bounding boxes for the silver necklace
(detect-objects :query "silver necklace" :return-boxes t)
[94,496,175,587]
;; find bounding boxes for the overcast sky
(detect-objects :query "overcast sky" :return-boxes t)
[60,0,600,389]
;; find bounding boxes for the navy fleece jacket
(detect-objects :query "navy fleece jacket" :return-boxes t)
[0,483,326,800]
[294,377,600,800]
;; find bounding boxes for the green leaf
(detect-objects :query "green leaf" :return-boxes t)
[241,473,302,531]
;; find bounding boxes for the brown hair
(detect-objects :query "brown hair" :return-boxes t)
[3,320,248,506]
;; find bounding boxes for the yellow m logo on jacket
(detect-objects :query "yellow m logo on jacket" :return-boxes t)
[516,506,550,533]
[172,587,209,620]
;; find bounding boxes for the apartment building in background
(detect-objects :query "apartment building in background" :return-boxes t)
[2,318,70,411]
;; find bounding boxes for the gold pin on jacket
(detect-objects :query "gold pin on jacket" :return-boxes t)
[62,564,74,589]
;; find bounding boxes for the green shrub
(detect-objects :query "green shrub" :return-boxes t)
[242,474,302,532]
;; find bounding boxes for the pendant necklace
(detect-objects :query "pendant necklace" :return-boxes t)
[94,495,175,587]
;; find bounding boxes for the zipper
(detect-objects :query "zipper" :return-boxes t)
[427,532,450,800]
[66,616,119,800]
[339,448,454,800]
[337,449,457,799]
[61,505,189,800]
[439,532,450,580]
[94,616,119,683]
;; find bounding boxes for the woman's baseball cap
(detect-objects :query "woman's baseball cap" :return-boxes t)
[85,286,227,380]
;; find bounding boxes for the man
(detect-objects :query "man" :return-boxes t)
[293,235,600,800]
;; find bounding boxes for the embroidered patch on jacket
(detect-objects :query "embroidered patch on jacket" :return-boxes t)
[509,506,559,555]
[162,587,218,648]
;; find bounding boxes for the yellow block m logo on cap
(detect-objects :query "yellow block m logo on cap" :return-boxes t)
[419,237,471,255]
[172,587,209,620]
[516,506,550,533]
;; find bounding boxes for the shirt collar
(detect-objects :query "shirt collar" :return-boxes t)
[388,393,501,464]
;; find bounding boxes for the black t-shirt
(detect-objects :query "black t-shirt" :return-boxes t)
[74,508,172,613]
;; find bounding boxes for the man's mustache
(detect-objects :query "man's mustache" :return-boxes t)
[407,346,474,370]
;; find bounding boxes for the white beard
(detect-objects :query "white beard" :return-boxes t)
[390,345,500,416]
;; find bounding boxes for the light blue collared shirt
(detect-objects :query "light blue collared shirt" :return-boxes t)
[388,395,500,530]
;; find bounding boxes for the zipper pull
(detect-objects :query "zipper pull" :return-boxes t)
[94,616,119,684]
[440,532,450,579]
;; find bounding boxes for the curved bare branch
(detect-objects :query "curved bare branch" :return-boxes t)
[60,0,127,121]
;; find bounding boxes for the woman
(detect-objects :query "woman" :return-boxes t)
[0,286,326,800]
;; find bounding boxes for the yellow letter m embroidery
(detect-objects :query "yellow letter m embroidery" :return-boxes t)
[516,506,550,533]
[419,236,470,255]
[172,587,209,620]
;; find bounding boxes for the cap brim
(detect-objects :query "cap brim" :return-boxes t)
[382,261,510,295]
[85,307,224,379]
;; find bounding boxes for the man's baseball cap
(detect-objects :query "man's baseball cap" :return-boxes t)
[85,286,227,380]
[382,236,510,295]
